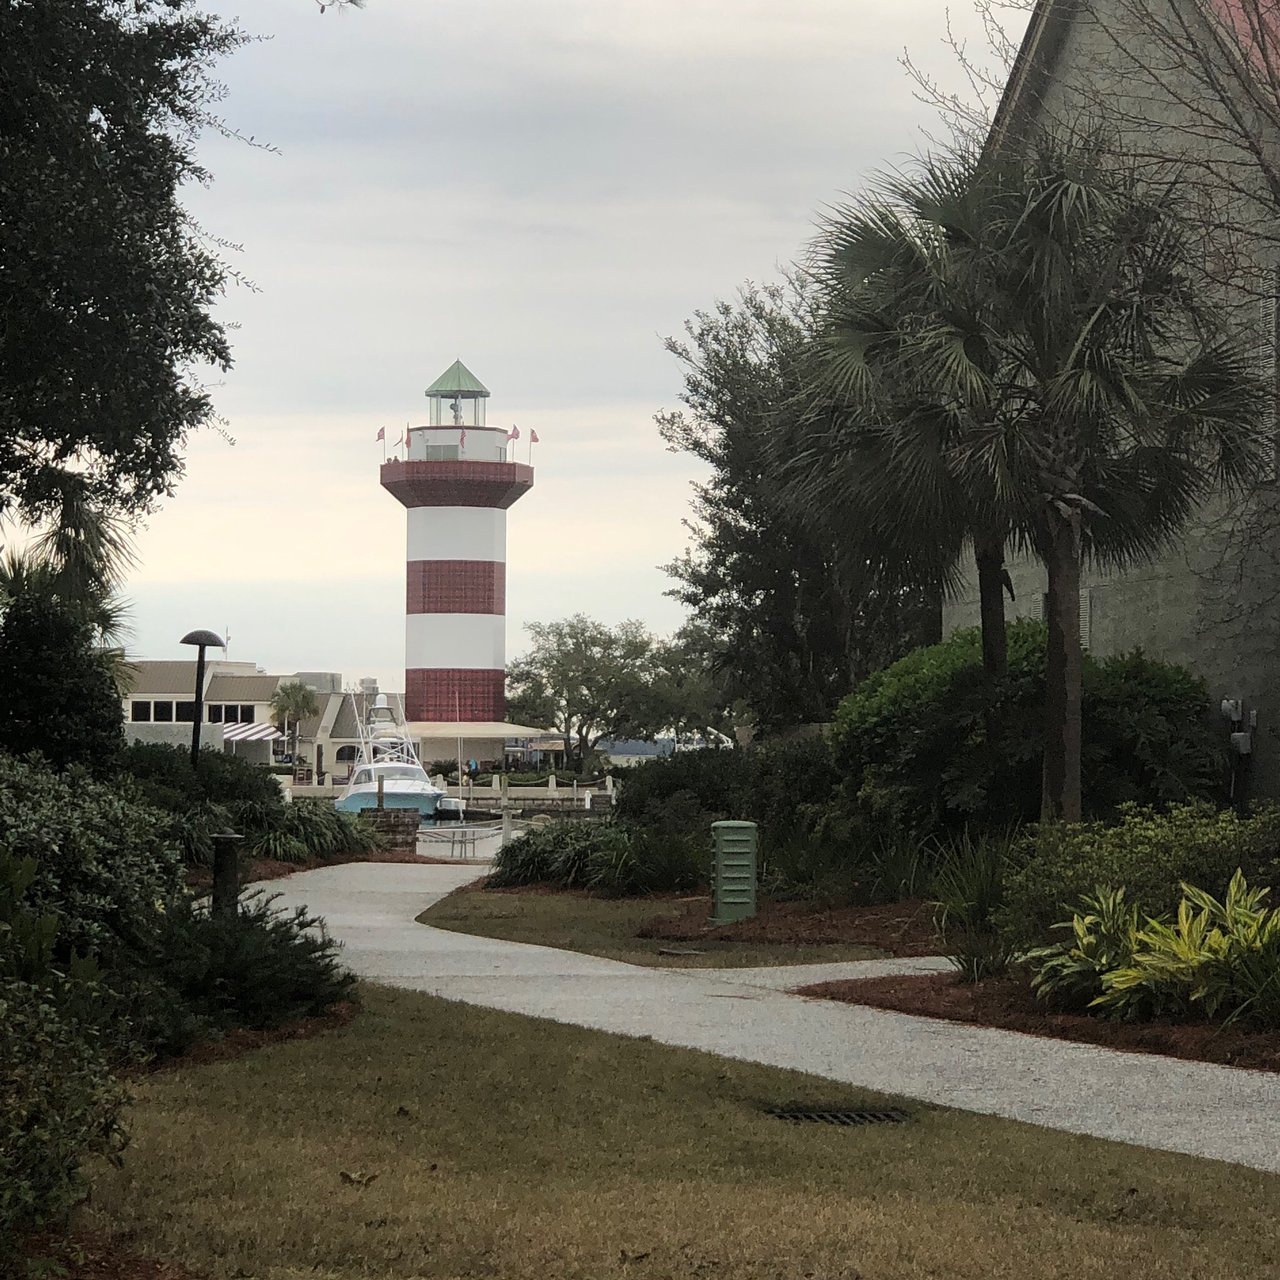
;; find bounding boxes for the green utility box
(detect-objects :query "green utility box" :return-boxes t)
[710,820,758,924]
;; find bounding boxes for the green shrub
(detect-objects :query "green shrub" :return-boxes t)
[491,822,622,889]
[119,741,285,819]
[490,820,706,896]
[748,735,843,836]
[831,622,1227,841]
[0,978,129,1249]
[0,753,182,959]
[931,830,1016,980]
[614,748,751,826]
[999,802,1280,950]
[115,891,356,1059]
[1026,873,1280,1027]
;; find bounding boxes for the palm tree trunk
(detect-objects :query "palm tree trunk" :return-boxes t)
[1041,515,1083,823]
[974,538,1008,678]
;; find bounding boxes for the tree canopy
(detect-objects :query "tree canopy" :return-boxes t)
[659,279,940,730]
[506,616,675,767]
[0,0,243,521]
[809,138,1266,818]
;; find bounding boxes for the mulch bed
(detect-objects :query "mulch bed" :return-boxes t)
[637,896,943,957]
[124,1000,360,1078]
[799,972,1280,1072]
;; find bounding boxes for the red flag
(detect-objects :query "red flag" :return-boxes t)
[507,424,520,441]
[375,426,385,442]
[395,433,404,451]
[459,428,467,452]
[530,429,540,444]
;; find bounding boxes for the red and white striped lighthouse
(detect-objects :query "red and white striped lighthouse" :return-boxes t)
[380,360,533,723]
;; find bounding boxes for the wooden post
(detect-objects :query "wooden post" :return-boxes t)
[377,772,385,810]
[211,831,243,919]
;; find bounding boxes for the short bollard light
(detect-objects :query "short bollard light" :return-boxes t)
[710,820,758,925]
[210,829,244,919]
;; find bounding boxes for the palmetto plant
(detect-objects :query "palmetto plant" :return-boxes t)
[806,137,1268,820]
[0,474,138,684]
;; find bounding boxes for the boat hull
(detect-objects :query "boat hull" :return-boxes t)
[334,783,443,819]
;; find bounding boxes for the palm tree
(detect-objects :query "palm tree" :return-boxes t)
[807,138,1267,820]
[0,474,137,681]
[270,680,320,764]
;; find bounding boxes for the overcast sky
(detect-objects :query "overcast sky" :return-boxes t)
[116,0,1020,689]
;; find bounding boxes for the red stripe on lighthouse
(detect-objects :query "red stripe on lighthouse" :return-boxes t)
[407,560,505,614]
[406,668,505,721]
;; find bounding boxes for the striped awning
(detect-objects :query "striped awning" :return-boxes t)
[221,721,285,743]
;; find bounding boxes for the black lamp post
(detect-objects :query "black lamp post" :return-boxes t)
[179,629,224,767]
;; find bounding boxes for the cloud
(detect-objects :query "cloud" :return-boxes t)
[121,0,1024,687]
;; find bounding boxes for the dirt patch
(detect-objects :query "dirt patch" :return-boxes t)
[638,896,941,957]
[17,1233,203,1280]
[800,972,1280,1072]
[125,1001,360,1078]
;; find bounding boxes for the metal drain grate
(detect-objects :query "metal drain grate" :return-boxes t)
[768,1107,910,1126]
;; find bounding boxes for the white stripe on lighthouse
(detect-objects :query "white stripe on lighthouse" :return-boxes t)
[407,506,507,563]
[405,613,506,671]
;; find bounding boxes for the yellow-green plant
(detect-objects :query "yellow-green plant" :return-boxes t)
[1096,871,1280,1025]
[1024,886,1139,1012]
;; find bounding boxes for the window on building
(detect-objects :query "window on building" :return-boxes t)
[153,701,174,723]
[131,701,152,722]
[239,704,255,723]
[424,444,460,462]
[175,701,196,723]
[207,704,223,723]
[336,745,359,764]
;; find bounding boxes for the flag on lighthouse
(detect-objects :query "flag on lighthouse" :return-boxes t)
[507,424,520,441]
[375,426,385,442]
[530,429,540,444]
[459,428,467,454]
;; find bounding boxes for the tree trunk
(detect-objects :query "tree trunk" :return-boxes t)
[974,537,1008,678]
[1041,515,1083,823]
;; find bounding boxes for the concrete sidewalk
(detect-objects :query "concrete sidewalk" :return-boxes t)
[258,862,1280,1174]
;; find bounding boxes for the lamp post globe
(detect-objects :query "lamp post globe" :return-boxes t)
[179,629,224,766]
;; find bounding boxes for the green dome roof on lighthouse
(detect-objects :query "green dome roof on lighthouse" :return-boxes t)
[425,359,489,397]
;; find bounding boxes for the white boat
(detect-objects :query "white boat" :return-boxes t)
[334,693,447,820]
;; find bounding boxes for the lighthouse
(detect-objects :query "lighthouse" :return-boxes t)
[380,360,533,727]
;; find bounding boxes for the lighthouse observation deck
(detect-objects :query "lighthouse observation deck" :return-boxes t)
[380,458,534,509]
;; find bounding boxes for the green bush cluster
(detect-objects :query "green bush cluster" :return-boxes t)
[116,744,382,866]
[490,821,704,896]
[0,978,128,1251]
[832,621,1227,840]
[0,754,183,959]
[999,802,1280,949]
[113,891,356,1059]
[0,750,359,1245]
[1026,873,1280,1026]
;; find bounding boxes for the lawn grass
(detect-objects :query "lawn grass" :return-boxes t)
[417,885,885,967]
[84,984,1279,1280]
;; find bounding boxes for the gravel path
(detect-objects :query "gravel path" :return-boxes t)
[260,862,1280,1174]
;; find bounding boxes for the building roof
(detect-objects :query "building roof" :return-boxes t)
[205,674,282,702]
[408,720,546,739]
[118,661,199,697]
[424,359,489,398]
[988,0,1256,152]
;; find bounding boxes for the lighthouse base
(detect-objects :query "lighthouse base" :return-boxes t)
[406,667,505,722]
